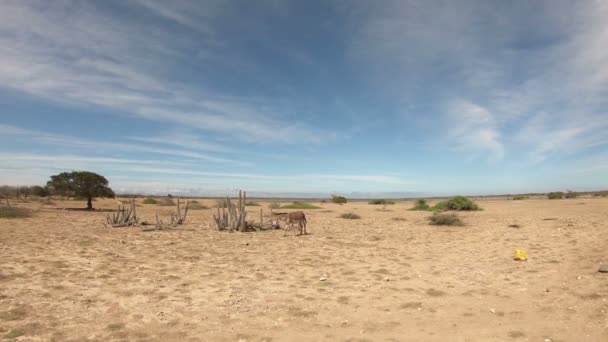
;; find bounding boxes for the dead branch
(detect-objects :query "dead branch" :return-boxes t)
[106,199,138,227]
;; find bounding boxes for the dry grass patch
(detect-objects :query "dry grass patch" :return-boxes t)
[340,212,361,219]
[428,213,464,226]
[188,200,208,210]
[0,206,33,219]
[157,197,175,206]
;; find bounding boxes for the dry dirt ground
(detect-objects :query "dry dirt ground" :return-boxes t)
[1,197,607,341]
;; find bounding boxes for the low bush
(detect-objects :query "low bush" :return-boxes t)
[0,206,33,219]
[340,212,361,219]
[512,195,528,200]
[564,191,578,199]
[281,202,321,209]
[411,199,430,210]
[428,213,463,226]
[142,198,158,204]
[368,199,395,205]
[593,191,608,197]
[245,201,260,206]
[331,195,347,204]
[432,196,480,211]
[268,202,281,209]
[158,197,176,206]
[547,192,564,200]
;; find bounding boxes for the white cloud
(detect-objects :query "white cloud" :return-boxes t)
[0,1,334,144]
[446,99,504,161]
[347,1,608,162]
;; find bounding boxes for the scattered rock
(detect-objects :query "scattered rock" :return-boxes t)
[319,277,327,281]
[489,308,496,314]
[599,264,608,273]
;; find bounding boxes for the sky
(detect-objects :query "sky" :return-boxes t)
[0,0,607,198]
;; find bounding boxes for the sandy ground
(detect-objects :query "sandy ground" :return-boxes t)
[1,197,607,341]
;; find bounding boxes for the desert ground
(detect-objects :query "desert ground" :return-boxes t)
[1,197,607,341]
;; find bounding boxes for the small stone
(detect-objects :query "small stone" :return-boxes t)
[384,277,390,282]
[598,264,608,273]
[489,308,496,314]
[320,277,327,281]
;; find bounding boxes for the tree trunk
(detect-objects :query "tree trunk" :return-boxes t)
[87,196,93,210]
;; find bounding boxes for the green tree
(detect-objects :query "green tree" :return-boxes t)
[46,171,114,209]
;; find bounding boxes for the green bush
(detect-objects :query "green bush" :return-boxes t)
[142,198,158,204]
[281,202,321,209]
[340,212,361,219]
[512,195,528,200]
[245,201,260,206]
[411,199,430,210]
[547,192,564,200]
[564,191,578,199]
[428,213,463,226]
[432,196,480,211]
[0,206,33,219]
[331,195,347,204]
[368,199,395,205]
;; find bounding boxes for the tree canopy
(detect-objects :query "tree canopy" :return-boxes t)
[46,171,114,209]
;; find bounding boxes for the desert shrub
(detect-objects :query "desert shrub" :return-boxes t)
[281,202,321,209]
[30,185,50,198]
[593,191,608,197]
[369,199,395,205]
[392,217,407,221]
[142,197,158,204]
[340,212,360,219]
[331,195,347,204]
[0,206,33,219]
[432,196,480,211]
[411,199,430,210]
[428,213,463,226]
[564,191,578,199]
[547,192,564,200]
[158,197,176,206]
[245,201,260,206]
[512,195,528,200]
[268,202,281,209]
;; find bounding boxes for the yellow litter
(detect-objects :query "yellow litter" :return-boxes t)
[514,249,528,261]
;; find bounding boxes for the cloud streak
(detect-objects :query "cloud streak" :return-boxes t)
[0,1,334,144]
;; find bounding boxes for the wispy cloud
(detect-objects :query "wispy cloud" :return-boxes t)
[348,0,608,162]
[446,99,504,161]
[0,124,250,166]
[0,1,334,144]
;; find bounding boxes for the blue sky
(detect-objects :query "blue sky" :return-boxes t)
[0,0,607,197]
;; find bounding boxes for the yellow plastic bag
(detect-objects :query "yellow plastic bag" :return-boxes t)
[514,249,528,261]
